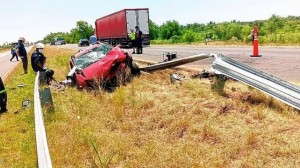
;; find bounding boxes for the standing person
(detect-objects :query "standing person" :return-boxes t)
[16,37,28,74]
[0,77,7,113]
[251,25,259,44]
[89,34,97,45]
[129,29,136,54]
[10,44,19,62]
[135,26,143,54]
[31,43,46,72]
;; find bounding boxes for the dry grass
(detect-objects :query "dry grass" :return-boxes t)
[0,48,10,52]
[1,47,300,167]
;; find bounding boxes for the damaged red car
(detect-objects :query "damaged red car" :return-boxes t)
[67,43,140,91]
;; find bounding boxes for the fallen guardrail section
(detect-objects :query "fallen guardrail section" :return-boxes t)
[211,54,300,110]
[139,53,213,72]
[34,72,52,167]
[139,52,300,110]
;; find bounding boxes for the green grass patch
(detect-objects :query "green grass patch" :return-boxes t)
[0,48,37,167]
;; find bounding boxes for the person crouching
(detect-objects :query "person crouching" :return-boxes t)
[31,43,55,85]
[31,43,47,72]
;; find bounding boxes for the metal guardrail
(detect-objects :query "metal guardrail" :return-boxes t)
[139,53,214,72]
[34,72,52,167]
[212,54,300,110]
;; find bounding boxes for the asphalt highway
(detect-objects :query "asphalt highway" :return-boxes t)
[0,46,32,80]
[55,44,300,82]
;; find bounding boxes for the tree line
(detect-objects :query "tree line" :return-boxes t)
[150,14,300,45]
[42,14,300,45]
[43,21,93,44]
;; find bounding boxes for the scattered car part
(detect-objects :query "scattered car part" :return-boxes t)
[191,69,211,79]
[22,99,31,108]
[170,73,186,84]
[18,84,26,88]
[60,79,73,86]
[163,52,177,62]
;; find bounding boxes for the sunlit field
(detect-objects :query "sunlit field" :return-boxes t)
[1,46,300,167]
[0,47,9,52]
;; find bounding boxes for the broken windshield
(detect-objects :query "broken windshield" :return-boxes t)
[75,44,112,69]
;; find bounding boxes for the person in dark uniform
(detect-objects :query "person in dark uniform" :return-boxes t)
[10,44,19,62]
[135,26,143,54]
[31,43,56,85]
[16,37,28,74]
[0,77,7,113]
[31,43,46,72]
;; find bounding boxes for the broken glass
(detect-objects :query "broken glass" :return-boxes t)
[75,44,112,69]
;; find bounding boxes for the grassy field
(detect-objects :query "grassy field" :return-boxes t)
[0,47,10,52]
[1,47,300,167]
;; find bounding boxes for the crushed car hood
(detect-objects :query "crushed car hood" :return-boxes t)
[75,47,127,88]
[74,44,112,69]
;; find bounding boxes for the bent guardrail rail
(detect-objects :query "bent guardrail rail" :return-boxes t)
[139,53,214,72]
[212,54,300,110]
[34,72,52,167]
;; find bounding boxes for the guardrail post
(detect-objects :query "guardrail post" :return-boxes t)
[39,71,54,111]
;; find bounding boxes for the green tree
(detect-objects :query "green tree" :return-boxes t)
[241,25,252,43]
[213,24,226,40]
[43,20,93,44]
[43,15,300,45]
[170,35,181,43]
[77,21,94,39]
[265,14,284,34]
[227,23,242,40]
[185,23,205,32]
[69,21,94,43]
[159,20,181,39]
[43,32,68,43]
[182,30,195,44]
[149,20,159,40]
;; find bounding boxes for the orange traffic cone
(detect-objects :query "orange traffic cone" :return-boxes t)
[250,36,262,57]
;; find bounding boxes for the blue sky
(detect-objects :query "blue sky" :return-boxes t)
[1,0,300,44]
